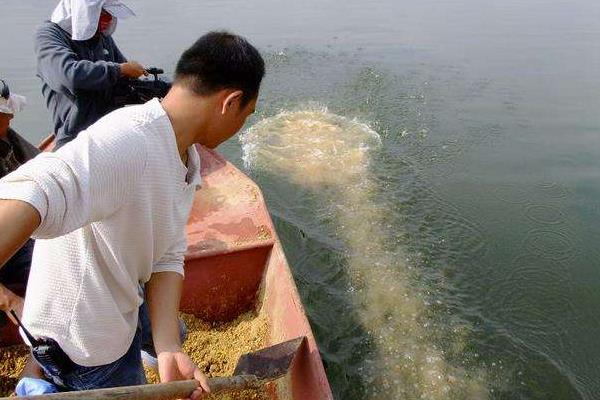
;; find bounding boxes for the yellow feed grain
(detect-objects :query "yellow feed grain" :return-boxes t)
[146,310,270,400]
[0,310,269,399]
[0,345,29,396]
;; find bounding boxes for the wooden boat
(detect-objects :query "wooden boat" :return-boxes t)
[0,136,333,399]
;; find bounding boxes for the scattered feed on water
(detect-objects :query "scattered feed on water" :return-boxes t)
[242,109,489,399]
[1,310,268,399]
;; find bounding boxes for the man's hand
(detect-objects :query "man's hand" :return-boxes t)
[120,61,148,79]
[158,350,210,399]
[147,271,207,398]
[0,283,24,324]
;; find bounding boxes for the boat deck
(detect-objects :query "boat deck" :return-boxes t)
[0,144,332,399]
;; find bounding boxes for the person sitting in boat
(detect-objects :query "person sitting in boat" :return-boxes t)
[36,0,148,150]
[0,79,39,328]
[0,31,264,397]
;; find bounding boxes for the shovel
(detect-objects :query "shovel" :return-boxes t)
[2,336,305,400]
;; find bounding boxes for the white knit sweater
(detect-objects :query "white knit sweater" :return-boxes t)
[0,99,200,366]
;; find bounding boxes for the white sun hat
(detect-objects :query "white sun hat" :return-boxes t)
[103,0,135,19]
[0,80,27,115]
[50,0,135,41]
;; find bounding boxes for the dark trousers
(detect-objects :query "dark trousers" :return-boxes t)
[0,239,33,326]
[35,302,187,390]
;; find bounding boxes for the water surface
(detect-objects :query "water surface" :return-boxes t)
[2,1,600,398]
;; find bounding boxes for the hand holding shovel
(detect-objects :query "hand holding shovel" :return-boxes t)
[1,337,305,400]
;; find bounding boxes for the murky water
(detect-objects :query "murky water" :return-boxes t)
[241,109,488,399]
[2,0,600,399]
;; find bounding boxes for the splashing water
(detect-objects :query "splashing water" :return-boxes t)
[241,108,487,399]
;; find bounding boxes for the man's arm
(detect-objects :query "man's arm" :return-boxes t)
[146,271,183,355]
[0,199,40,268]
[0,283,24,322]
[146,271,210,399]
[0,124,148,239]
[0,199,40,316]
[0,123,147,315]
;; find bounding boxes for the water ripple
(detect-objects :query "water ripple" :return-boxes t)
[523,229,576,262]
[525,205,566,225]
[492,183,532,205]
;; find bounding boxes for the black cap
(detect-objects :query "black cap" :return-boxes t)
[0,80,9,100]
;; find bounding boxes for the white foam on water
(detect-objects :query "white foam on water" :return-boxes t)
[241,109,487,399]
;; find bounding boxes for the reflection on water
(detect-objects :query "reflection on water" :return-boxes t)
[241,108,487,399]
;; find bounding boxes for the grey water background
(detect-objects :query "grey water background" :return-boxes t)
[2,0,600,398]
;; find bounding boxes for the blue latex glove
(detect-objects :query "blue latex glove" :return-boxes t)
[15,377,58,396]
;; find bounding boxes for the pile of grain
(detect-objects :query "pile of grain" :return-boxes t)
[146,310,270,400]
[0,345,29,396]
[1,310,270,399]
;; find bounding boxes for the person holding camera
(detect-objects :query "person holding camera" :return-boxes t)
[0,31,264,397]
[36,0,148,149]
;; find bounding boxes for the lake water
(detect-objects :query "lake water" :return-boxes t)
[2,0,600,398]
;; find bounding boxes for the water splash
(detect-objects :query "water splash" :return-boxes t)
[241,108,487,399]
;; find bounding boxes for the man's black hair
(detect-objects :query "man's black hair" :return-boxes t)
[175,31,265,106]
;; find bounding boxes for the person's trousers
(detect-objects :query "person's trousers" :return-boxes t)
[34,302,186,390]
[0,239,33,327]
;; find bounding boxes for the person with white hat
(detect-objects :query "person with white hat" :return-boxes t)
[35,0,147,149]
[0,79,39,328]
[0,31,265,397]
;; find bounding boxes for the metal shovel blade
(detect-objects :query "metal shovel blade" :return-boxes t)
[233,336,306,381]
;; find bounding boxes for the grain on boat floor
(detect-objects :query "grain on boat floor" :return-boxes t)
[1,311,269,399]
[0,344,29,396]
[146,311,270,400]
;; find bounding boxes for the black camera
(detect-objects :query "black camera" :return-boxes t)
[112,67,172,108]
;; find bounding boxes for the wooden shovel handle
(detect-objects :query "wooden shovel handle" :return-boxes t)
[209,375,260,392]
[2,375,260,400]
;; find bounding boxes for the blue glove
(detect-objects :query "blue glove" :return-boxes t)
[15,377,58,396]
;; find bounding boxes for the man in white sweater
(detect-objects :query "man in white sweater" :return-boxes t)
[0,31,264,398]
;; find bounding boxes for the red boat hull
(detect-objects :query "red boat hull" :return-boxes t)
[0,139,333,399]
